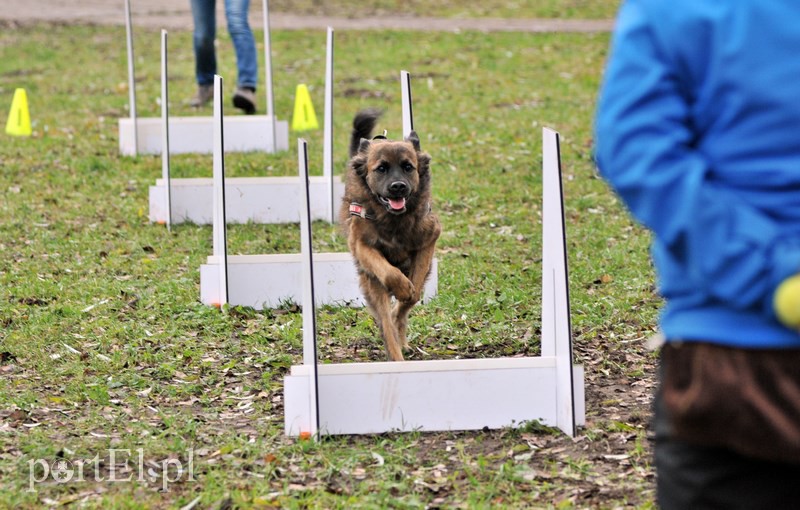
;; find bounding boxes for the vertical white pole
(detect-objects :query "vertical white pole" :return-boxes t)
[298,138,320,437]
[124,0,138,155]
[213,75,229,306]
[160,29,172,232]
[541,127,575,436]
[262,0,277,151]
[323,27,335,222]
[401,70,414,137]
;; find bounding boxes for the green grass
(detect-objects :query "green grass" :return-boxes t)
[0,20,657,509]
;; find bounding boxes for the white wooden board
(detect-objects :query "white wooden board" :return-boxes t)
[119,115,289,155]
[541,126,577,435]
[298,138,320,436]
[160,29,173,231]
[212,75,229,306]
[285,359,585,435]
[200,254,438,309]
[149,177,345,224]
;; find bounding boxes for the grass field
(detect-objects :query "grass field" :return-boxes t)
[0,13,660,509]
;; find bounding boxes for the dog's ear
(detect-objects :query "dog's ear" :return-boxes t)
[405,131,421,152]
[350,139,371,178]
[351,153,368,178]
[416,151,431,178]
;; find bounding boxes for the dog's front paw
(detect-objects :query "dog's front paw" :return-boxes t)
[387,271,415,302]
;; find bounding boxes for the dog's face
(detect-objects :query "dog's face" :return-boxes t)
[354,132,428,215]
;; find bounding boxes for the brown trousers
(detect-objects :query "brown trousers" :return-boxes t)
[659,341,800,464]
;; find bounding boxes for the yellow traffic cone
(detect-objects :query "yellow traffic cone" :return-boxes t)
[291,84,318,132]
[5,88,32,137]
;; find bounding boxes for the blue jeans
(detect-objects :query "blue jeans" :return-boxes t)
[191,0,257,89]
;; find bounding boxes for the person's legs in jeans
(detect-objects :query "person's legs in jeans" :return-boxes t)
[224,0,257,113]
[191,0,217,86]
[224,0,257,90]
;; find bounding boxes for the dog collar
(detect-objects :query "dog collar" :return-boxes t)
[349,201,431,220]
[349,202,376,220]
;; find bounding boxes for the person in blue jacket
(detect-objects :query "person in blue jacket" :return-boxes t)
[595,1,800,508]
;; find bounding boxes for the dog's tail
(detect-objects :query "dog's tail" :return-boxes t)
[349,108,382,157]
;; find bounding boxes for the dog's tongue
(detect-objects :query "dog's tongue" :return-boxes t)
[389,198,406,210]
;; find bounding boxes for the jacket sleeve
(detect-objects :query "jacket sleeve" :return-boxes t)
[594,1,800,315]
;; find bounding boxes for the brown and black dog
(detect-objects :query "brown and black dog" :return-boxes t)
[340,109,441,361]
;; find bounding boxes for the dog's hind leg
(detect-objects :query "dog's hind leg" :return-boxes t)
[361,274,405,361]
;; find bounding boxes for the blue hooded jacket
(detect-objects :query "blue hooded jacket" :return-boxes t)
[595,1,800,348]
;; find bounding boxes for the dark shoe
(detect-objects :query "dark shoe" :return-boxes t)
[189,84,214,107]
[232,87,257,115]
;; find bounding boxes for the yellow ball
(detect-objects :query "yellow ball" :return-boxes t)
[774,274,800,328]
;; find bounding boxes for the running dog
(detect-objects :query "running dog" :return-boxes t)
[340,109,441,361]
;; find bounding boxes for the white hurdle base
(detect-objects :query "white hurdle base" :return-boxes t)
[284,358,585,436]
[200,253,439,309]
[150,177,345,224]
[119,115,289,155]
